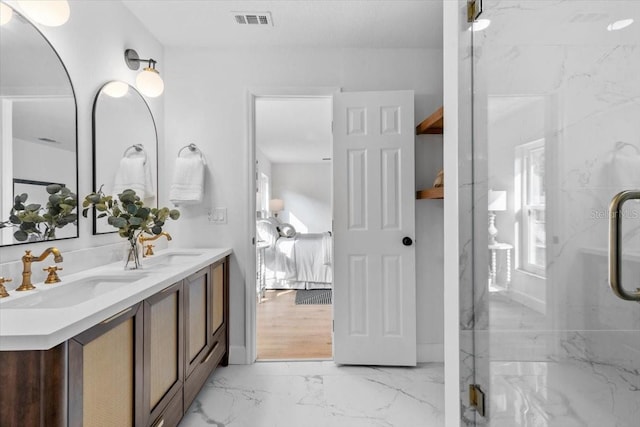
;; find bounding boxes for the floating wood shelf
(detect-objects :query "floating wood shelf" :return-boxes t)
[416,187,444,200]
[416,106,443,135]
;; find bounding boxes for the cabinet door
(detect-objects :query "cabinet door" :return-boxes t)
[210,257,229,366]
[211,261,224,335]
[143,281,183,426]
[69,303,143,427]
[183,267,210,377]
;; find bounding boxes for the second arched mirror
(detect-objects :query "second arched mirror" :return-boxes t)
[92,81,158,234]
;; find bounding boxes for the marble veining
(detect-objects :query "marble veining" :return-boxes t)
[179,362,444,427]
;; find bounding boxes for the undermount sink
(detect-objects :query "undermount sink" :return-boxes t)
[0,273,149,309]
[143,251,203,266]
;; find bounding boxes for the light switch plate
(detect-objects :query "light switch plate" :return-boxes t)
[208,207,227,224]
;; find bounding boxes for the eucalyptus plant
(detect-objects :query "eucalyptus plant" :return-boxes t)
[0,184,78,242]
[82,187,180,241]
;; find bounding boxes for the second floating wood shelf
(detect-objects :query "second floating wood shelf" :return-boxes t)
[416,106,443,135]
[416,187,444,199]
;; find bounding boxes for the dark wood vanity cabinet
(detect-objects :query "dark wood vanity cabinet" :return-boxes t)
[183,258,229,411]
[68,303,145,427]
[0,256,230,427]
[143,281,184,427]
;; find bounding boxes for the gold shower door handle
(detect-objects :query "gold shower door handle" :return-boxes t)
[609,190,640,302]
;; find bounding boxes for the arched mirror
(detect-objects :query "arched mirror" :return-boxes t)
[0,4,78,246]
[92,81,158,234]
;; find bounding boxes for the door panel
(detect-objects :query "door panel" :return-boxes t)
[333,90,416,366]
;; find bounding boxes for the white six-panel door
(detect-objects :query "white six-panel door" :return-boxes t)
[333,90,416,366]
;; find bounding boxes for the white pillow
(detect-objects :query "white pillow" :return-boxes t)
[278,223,296,238]
[256,219,279,246]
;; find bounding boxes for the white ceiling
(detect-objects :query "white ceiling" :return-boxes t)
[256,97,332,163]
[122,0,443,49]
[122,1,442,164]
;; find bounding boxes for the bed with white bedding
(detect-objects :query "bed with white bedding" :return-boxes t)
[257,218,332,290]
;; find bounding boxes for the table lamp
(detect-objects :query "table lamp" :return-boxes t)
[488,190,507,245]
[269,198,284,218]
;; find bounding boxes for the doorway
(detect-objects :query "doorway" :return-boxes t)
[252,93,334,360]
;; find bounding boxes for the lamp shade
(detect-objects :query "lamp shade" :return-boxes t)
[18,0,70,27]
[269,198,284,212]
[136,67,164,97]
[488,190,507,211]
[102,81,129,98]
[0,2,13,26]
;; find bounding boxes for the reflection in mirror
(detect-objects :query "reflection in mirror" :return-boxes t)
[92,81,158,234]
[0,3,78,246]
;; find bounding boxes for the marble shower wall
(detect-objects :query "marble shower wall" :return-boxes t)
[470,1,640,426]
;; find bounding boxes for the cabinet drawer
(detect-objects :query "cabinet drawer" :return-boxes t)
[183,326,226,412]
[148,389,182,427]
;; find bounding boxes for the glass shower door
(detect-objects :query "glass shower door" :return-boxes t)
[471,1,640,426]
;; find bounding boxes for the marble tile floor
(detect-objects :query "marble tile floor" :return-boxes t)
[179,361,444,427]
[488,360,640,427]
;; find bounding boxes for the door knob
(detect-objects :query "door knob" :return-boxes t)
[402,237,413,246]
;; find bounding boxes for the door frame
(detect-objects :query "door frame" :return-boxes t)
[245,86,341,363]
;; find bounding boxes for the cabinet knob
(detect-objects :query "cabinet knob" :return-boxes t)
[402,237,413,246]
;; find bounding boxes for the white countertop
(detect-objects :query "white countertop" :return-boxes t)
[0,247,232,351]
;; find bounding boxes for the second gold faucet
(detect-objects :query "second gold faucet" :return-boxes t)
[139,232,172,257]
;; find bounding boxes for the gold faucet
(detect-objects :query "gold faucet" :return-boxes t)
[43,266,63,284]
[0,277,12,298]
[17,248,63,291]
[139,232,172,257]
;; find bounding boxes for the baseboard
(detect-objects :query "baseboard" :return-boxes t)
[507,288,546,314]
[418,343,444,363]
[229,345,248,364]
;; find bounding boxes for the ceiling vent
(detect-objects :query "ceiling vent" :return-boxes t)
[233,11,273,26]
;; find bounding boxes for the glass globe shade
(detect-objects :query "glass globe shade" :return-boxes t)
[136,68,164,98]
[17,0,70,27]
[0,3,13,26]
[103,81,129,98]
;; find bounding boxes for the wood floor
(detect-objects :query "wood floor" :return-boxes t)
[257,290,333,360]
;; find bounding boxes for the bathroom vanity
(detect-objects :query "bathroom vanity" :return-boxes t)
[0,248,231,427]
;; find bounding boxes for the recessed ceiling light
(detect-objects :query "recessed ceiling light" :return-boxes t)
[607,18,634,31]
[470,19,491,32]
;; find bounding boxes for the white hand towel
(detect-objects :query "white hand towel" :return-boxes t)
[143,157,155,202]
[112,157,147,198]
[170,156,205,205]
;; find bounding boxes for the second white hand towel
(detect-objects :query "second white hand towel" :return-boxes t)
[112,157,146,198]
[169,156,205,205]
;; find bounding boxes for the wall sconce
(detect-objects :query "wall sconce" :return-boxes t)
[17,0,70,27]
[124,48,164,98]
[269,199,284,218]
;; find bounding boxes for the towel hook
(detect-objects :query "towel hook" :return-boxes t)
[122,143,147,164]
[178,143,204,161]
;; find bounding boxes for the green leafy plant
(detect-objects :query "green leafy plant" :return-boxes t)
[0,184,78,242]
[81,187,180,241]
